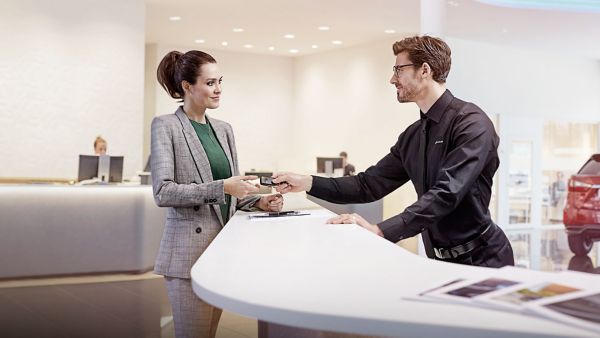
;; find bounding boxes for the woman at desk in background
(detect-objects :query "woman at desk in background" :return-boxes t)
[93,136,107,155]
[152,50,283,338]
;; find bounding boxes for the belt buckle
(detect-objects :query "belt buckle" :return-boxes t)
[434,247,460,259]
[434,247,447,259]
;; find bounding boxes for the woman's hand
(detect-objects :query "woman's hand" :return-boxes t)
[256,194,284,212]
[224,175,260,199]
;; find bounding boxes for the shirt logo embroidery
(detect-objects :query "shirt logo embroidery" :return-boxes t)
[435,140,444,145]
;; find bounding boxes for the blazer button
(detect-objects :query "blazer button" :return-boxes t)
[193,206,200,211]
[195,227,202,234]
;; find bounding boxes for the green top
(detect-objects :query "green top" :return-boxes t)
[190,119,232,223]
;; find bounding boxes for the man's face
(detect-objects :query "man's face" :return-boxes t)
[390,52,422,103]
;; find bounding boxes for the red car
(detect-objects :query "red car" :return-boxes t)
[564,154,600,255]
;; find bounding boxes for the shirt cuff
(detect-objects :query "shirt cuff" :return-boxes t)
[378,214,408,242]
[307,175,326,196]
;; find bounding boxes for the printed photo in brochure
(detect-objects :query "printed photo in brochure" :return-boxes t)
[446,278,520,298]
[402,277,473,304]
[527,291,600,334]
[418,278,466,296]
[474,281,582,312]
[494,282,580,306]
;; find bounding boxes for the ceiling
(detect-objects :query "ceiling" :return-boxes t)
[145,0,600,58]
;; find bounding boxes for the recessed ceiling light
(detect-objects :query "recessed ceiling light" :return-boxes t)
[169,16,181,21]
[384,29,396,34]
[232,28,244,32]
[332,40,343,45]
[284,34,295,39]
[318,26,330,31]
[447,1,459,7]
[502,28,509,33]
[244,44,253,48]
[268,46,275,51]
[312,45,318,49]
[221,41,229,46]
[289,49,299,54]
[194,39,205,43]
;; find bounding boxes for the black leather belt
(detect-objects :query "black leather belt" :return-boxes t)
[433,224,493,260]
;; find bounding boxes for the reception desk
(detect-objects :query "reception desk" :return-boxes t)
[0,184,166,279]
[191,206,597,338]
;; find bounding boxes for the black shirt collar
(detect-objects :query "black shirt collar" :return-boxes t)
[419,89,454,124]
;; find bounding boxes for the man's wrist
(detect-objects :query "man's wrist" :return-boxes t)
[374,224,384,237]
[304,175,313,192]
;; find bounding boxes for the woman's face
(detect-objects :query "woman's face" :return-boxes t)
[95,141,107,155]
[185,63,222,110]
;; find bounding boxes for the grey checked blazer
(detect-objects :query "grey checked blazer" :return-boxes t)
[151,107,260,279]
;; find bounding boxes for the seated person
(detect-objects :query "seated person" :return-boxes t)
[340,151,355,176]
[94,136,107,155]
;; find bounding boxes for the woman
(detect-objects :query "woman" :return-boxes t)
[93,135,107,155]
[151,50,283,338]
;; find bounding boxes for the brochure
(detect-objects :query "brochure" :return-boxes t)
[525,290,600,334]
[474,280,582,312]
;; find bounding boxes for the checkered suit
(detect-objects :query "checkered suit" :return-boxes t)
[151,106,260,279]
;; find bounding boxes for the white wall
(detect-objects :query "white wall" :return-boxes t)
[0,0,145,180]
[145,44,295,175]
[292,37,421,251]
[291,37,419,174]
[446,37,600,122]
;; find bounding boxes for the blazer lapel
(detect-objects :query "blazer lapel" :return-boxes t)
[208,116,235,177]
[208,116,237,220]
[176,108,225,226]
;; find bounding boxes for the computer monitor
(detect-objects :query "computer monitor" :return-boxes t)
[77,155,124,183]
[316,157,344,175]
[78,155,99,182]
[109,156,124,182]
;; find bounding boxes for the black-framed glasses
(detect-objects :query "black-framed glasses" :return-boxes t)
[392,63,415,77]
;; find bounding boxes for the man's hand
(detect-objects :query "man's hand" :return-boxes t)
[272,172,313,194]
[224,175,260,199]
[256,194,284,212]
[326,213,384,237]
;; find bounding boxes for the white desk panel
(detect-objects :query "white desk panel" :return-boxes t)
[191,208,597,338]
[0,184,166,278]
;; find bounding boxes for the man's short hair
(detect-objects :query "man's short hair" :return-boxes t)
[339,151,348,158]
[392,35,451,83]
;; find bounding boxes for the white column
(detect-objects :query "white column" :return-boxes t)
[420,0,447,37]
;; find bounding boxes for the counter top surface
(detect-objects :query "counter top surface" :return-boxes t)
[191,208,598,338]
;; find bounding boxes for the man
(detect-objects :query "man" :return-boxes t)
[339,151,356,176]
[274,35,514,268]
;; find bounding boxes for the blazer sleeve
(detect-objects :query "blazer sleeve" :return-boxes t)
[150,117,226,208]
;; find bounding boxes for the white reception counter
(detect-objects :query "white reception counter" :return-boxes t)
[191,206,597,338]
[0,184,166,279]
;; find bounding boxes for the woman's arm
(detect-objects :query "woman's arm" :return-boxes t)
[150,117,226,208]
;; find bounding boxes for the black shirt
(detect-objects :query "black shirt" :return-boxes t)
[309,90,499,249]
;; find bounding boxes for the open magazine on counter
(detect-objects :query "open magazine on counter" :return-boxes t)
[405,266,600,334]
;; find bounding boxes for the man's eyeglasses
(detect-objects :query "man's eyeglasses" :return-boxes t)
[392,64,415,77]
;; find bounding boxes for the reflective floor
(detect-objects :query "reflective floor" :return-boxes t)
[506,226,600,274]
[0,227,598,338]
